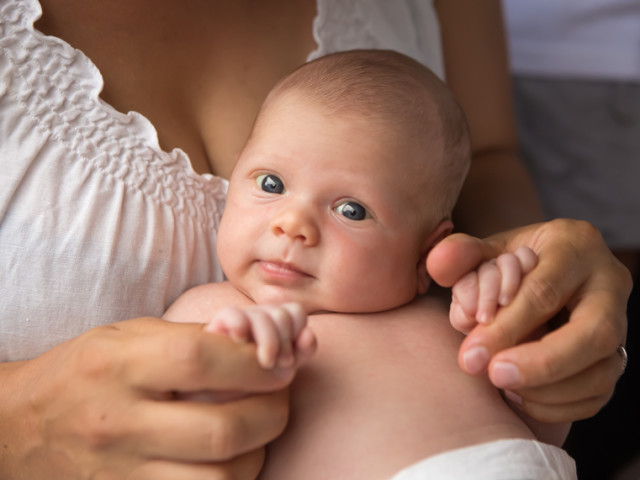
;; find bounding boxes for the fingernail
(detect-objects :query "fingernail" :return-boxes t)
[499,294,511,306]
[203,323,220,333]
[504,390,523,405]
[462,346,490,374]
[477,312,491,325]
[258,349,276,370]
[491,362,522,389]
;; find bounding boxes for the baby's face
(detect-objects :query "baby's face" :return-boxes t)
[217,93,436,313]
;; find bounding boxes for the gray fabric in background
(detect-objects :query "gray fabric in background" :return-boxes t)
[512,77,640,250]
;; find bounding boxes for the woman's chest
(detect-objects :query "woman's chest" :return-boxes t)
[35,0,317,177]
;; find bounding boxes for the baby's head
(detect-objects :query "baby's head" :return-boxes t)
[218,50,471,313]
[257,49,471,228]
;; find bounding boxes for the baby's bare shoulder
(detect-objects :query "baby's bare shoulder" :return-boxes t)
[310,295,462,354]
[263,295,533,480]
[164,282,251,323]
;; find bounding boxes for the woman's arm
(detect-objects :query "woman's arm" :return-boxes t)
[432,0,631,423]
[0,317,295,479]
[435,0,543,237]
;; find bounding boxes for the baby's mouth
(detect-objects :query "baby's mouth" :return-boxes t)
[258,260,313,281]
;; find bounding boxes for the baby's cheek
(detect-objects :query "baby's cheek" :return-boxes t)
[216,214,237,276]
[332,249,410,311]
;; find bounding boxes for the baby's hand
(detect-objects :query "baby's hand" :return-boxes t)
[450,246,538,334]
[204,303,317,369]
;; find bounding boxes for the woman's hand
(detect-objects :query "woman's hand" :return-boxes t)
[427,219,632,423]
[0,317,296,479]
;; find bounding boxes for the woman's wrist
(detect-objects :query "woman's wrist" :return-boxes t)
[0,360,37,477]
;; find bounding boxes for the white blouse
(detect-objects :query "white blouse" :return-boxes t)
[0,0,442,361]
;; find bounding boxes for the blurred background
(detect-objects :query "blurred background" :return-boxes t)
[502,1,640,478]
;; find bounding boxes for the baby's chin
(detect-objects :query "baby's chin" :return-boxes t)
[249,290,361,316]
[249,285,317,313]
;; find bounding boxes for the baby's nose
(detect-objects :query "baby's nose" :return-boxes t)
[270,206,320,246]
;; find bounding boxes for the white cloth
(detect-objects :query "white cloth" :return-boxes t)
[390,439,577,480]
[0,0,227,361]
[0,0,444,361]
[310,0,444,80]
[503,0,640,80]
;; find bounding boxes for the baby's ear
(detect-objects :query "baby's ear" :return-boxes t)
[416,220,454,295]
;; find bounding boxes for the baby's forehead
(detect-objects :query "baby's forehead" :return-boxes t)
[257,88,444,181]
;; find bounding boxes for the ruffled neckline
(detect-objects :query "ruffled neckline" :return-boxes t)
[1,0,216,183]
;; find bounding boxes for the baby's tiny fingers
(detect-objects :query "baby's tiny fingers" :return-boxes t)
[451,271,480,319]
[514,246,538,274]
[281,303,308,337]
[294,328,318,366]
[450,299,478,334]
[477,260,500,324]
[496,253,522,306]
[264,306,296,368]
[245,308,281,369]
[204,306,251,342]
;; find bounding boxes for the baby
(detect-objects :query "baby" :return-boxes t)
[165,50,575,479]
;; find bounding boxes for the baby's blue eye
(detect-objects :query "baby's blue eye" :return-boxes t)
[335,201,369,221]
[256,174,285,194]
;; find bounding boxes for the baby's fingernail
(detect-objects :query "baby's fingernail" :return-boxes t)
[203,323,220,333]
[504,390,523,405]
[491,362,522,389]
[229,332,248,343]
[258,350,276,370]
[462,346,490,374]
[477,312,492,325]
[499,294,511,306]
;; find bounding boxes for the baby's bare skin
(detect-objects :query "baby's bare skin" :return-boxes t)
[167,285,557,480]
[259,295,538,480]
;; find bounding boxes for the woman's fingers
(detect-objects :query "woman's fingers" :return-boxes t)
[509,353,622,407]
[504,353,624,423]
[2,317,295,480]
[115,319,296,393]
[129,390,289,462]
[427,232,492,287]
[130,449,265,480]
[79,320,294,458]
[429,219,631,422]
[487,287,624,389]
